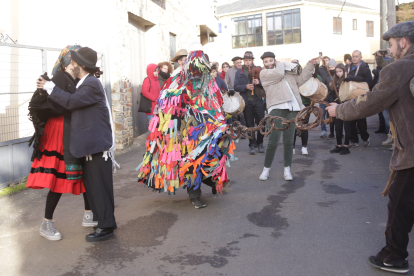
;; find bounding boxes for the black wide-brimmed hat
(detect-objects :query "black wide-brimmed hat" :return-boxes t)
[70,47,99,69]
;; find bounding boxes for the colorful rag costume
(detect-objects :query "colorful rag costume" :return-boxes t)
[136,50,236,195]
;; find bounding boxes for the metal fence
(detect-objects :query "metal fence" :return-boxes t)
[0,43,106,188]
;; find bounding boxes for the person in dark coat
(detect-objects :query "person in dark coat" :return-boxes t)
[157,61,173,89]
[327,21,414,274]
[318,56,331,138]
[36,47,118,242]
[234,51,265,155]
[345,50,373,148]
[27,45,96,241]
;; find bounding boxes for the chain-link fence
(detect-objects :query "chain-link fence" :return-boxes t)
[0,43,105,143]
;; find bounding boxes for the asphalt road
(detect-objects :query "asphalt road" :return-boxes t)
[1,115,412,276]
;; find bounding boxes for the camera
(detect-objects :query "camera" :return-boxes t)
[373,49,388,56]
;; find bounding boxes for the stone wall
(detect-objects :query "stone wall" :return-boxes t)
[108,0,200,151]
[112,78,133,150]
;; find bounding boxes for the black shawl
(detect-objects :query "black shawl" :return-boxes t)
[28,71,81,170]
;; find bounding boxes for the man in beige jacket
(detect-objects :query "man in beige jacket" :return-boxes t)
[259,51,317,181]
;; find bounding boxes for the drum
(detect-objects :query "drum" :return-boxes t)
[222,92,245,116]
[299,77,328,100]
[339,81,369,102]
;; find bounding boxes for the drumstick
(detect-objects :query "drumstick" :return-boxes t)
[323,64,342,104]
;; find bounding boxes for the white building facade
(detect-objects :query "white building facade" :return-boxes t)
[214,0,380,65]
[1,0,218,151]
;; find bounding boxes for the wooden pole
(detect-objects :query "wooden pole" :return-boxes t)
[380,0,389,49]
[387,0,397,28]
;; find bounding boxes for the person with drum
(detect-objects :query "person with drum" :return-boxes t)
[326,21,414,274]
[345,50,373,148]
[226,57,247,132]
[318,56,332,138]
[258,51,317,181]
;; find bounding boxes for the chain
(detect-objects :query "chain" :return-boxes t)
[224,99,334,140]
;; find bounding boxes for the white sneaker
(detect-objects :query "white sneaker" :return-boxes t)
[382,134,393,146]
[320,130,327,138]
[40,219,62,241]
[284,166,293,181]
[301,147,308,155]
[259,167,270,181]
[293,149,295,155]
[82,211,98,227]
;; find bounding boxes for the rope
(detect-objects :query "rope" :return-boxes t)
[224,99,333,140]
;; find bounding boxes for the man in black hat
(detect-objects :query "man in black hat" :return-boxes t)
[327,21,414,274]
[36,47,117,242]
[234,51,265,154]
[225,56,247,130]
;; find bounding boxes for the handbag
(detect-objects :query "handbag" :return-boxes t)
[138,77,153,113]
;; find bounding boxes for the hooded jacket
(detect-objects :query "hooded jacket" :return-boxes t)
[337,45,414,171]
[142,64,161,115]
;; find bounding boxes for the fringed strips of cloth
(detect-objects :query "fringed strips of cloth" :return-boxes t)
[136,50,237,195]
[27,116,85,195]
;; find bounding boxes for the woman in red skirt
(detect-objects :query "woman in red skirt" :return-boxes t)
[27,45,97,241]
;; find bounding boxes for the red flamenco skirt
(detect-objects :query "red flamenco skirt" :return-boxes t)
[27,116,85,195]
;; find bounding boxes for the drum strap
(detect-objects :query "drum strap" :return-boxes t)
[348,62,361,76]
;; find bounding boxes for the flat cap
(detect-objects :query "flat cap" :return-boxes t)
[231,56,243,62]
[382,21,414,41]
[260,51,275,59]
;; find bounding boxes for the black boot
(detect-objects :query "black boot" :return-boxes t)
[86,227,115,242]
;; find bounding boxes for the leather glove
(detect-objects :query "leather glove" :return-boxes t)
[227,89,235,96]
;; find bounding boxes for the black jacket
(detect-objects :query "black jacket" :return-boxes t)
[49,75,112,158]
[28,71,77,161]
[234,66,262,103]
[215,76,228,92]
[346,61,373,90]
[318,66,332,87]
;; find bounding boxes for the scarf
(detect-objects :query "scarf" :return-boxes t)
[52,45,81,75]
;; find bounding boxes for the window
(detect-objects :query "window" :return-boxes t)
[366,21,374,37]
[267,9,301,45]
[169,33,176,60]
[333,17,342,34]
[232,14,263,48]
[353,19,357,30]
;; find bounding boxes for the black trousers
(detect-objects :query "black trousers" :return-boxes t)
[232,112,246,126]
[294,104,310,147]
[378,112,385,130]
[243,97,265,147]
[350,118,369,143]
[187,177,216,199]
[335,118,352,146]
[83,152,117,229]
[377,168,414,265]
